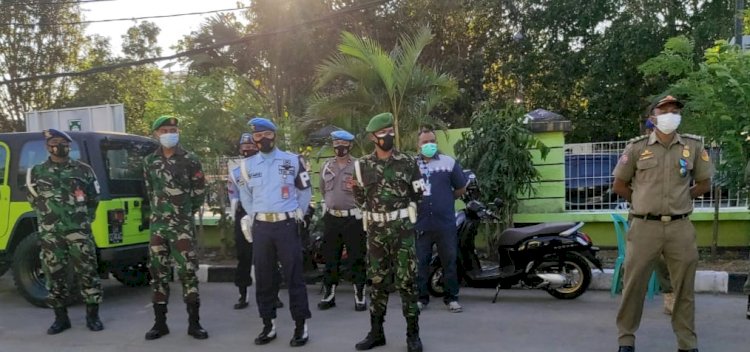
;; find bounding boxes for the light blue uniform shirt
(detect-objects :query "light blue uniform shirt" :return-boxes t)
[240,148,312,214]
[229,161,253,213]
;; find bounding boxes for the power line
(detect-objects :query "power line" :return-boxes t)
[0,0,390,85]
[0,0,114,6]
[1,6,251,26]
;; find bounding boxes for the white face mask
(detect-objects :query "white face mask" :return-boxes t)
[159,133,179,148]
[656,113,681,134]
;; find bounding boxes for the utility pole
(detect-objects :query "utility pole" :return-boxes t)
[737,0,745,49]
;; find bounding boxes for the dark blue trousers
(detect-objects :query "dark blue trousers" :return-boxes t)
[252,218,311,321]
[416,228,459,304]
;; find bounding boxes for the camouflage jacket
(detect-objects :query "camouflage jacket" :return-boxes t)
[353,150,423,213]
[26,158,100,234]
[143,145,205,224]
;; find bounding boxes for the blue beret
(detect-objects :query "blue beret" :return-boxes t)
[239,133,253,145]
[248,117,276,132]
[43,129,73,142]
[331,130,355,141]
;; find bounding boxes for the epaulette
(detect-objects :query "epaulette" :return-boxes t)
[627,135,649,144]
[681,133,703,140]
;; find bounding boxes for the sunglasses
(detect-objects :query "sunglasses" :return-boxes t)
[374,130,395,138]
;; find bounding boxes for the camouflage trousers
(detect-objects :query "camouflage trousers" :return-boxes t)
[367,218,419,319]
[148,222,199,304]
[40,230,102,308]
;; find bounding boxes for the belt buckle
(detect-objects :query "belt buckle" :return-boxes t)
[334,210,343,217]
[660,215,671,223]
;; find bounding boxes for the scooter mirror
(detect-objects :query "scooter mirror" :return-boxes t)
[493,198,504,208]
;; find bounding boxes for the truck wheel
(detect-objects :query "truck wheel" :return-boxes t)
[112,263,151,287]
[12,233,79,308]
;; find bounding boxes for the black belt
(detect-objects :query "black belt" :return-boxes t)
[631,214,689,222]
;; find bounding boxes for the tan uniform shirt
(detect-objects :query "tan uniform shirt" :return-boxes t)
[319,156,357,210]
[612,132,714,216]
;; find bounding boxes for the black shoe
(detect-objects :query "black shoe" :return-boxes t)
[85,304,104,331]
[274,297,285,309]
[187,302,208,339]
[678,349,698,352]
[254,318,277,345]
[145,304,170,340]
[355,315,386,350]
[318,284,336,310]
[47,308,71,335]
[234,298,249,310]
[290,320,309,347]
[354,284,367,311]
[406,316,422,352]
[618,347,635,352]
[746,295,750,320]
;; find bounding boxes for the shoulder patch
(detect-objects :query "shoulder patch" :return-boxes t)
[681,133,703,141]
[627,135,648,143]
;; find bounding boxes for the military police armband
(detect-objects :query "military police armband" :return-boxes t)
[296,170,311,189]
[412,179,427,193]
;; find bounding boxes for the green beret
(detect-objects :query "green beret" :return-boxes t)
[152,115,178,131]
[365,112,394,133]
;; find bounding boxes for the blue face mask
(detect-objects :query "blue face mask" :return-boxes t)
[420,143,438,158]
[159,133,179,148]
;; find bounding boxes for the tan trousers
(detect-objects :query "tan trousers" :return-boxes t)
[616,217,698,349]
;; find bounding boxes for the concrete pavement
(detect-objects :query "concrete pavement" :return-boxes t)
[0,274,747,352]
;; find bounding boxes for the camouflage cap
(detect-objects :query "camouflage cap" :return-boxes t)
[365,112,394,133]
[248,117,277,132]
[152,115,178,131]
[43,128,73,142]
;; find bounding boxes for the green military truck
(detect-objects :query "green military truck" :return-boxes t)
[0,131,158,307]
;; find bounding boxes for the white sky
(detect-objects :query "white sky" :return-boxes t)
[80,0,247,68]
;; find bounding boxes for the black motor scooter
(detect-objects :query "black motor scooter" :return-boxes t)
[429,172,603,302]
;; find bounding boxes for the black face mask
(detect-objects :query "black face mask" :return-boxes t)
[375,134,395,151]
[49,144,70,158]
[256,138,275,153]
[334,146,350,157]
[241,149,258,158]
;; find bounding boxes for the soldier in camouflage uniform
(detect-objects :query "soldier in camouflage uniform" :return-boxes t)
[352,113,425,352]
[26,129,104,335]
[142,116,208,340]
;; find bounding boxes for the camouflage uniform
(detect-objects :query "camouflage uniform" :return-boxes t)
[353,150,423,319]
[26,159,102,308]
[143,145,205,304]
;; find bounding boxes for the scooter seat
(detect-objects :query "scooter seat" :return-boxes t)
[498,222,578,246]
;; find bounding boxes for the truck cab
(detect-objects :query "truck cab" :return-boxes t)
[0,131,158,307]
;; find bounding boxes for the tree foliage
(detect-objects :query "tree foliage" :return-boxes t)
[308,26,458,148]
[455,104,549,228]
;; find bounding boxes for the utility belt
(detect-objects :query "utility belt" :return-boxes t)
[254,211,299,223]
[327,208,362,219]
[361,203,418,232]
[631,213,690,223]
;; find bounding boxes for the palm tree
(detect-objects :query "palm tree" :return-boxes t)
[305,26,458,149]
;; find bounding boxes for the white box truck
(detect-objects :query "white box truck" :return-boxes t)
[25,104,125,132]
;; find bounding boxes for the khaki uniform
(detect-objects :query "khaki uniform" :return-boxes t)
[613,132,713,350]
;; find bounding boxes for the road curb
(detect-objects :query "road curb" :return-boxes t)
[200,265,748,294]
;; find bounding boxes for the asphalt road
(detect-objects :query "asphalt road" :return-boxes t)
[0,274,747,352]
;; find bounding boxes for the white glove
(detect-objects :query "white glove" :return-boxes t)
[240,214,254,243]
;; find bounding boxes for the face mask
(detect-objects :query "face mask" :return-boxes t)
[420,143,438,158]
[50,144,70,158]
[159,133,179,148]
[374,134,395,151]
[334,145,349,157]
[256,137,275,153]
[241,149,258,158]
[656,113,681,134]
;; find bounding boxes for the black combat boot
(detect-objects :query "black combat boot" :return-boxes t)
[354,284,367,311]
[145,303,169,340]
[290,319,309,347]
[47,307,71,335]
[406,316,423,352]
[85,304,104,331]
[317,284,336,310]
[355,315,386,350]
[746,295,750,320]
[234,286,249,309]
[254,318,277,345]
[186,302,208,339]
[274,296,285,309]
